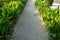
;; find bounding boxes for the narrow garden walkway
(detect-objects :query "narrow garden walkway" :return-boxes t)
[14,0,48,40]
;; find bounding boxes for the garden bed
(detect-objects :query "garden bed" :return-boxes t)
[0,0,27,40]
[35,0,60,40]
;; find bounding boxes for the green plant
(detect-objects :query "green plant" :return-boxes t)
[45,0,54,6]
[35,0,60,40]
[0,0,27,40]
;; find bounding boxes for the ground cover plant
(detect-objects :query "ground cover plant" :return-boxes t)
[35,0,60,40]
[0,0,27,40]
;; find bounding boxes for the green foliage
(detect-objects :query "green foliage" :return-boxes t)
[35,0,60,40]
[20,0,27,4]
[45,0,54,6]
[0,0,27,40]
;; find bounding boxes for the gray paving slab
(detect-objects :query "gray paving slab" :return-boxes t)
[14,0,48,40]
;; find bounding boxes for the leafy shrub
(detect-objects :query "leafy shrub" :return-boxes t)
[0,0,27,40]
[45,0,54,6]
[35,0,60,40]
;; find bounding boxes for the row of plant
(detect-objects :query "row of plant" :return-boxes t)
[0,0,27,40]
[35,0,60,40]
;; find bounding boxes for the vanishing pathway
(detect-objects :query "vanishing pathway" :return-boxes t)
[14,0,48,40]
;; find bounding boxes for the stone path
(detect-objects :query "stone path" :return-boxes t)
[14,0,48,40]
